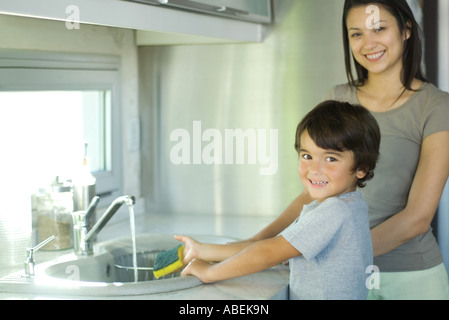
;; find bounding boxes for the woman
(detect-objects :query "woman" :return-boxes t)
[243,0,449,299]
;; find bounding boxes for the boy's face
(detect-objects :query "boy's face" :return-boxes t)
[298,130,366,202]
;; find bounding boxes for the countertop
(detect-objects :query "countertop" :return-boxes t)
[0,213,289,300]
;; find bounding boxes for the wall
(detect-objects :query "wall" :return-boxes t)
[139,0,347,216]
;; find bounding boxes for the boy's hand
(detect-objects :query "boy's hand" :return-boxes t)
[181,258,214,283]
[174,234,200,265]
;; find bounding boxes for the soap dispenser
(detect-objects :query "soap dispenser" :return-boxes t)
[72,142,96,227]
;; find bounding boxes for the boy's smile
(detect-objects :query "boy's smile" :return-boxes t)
[309,179,329,187]
[298,131,367,202]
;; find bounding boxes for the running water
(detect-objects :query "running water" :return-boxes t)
[128,205,138,282]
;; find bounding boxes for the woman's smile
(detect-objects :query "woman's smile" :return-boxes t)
[365,50,386,62]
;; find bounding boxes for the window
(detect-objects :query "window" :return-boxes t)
[0,49,122,204]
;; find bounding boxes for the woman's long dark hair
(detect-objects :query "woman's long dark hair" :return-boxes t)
[342,0,427,89]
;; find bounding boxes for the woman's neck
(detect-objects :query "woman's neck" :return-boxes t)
[357,71,422,112]
[364,65,405,94]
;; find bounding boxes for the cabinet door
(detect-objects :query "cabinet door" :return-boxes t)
[131,0,272,23]
[192,0,271,23]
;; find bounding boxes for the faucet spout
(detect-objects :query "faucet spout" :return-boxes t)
[72,195,136,256]
[85,195,136,243]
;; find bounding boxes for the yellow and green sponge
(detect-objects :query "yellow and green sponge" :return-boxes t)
[153,244,185,279]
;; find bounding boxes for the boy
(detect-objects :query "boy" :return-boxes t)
[175,100,381,299]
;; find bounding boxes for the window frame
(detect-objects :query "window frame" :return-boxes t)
[0,49,123,205]
[439,0,449,92]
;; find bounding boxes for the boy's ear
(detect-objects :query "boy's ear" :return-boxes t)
[356,168,367,179]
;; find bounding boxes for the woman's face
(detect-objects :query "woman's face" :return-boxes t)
[346,4,410,78]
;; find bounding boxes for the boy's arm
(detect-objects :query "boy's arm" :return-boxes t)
[175,234,255,264]
[181,235,300,283]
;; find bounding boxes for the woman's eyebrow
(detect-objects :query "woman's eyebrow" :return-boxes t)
[368,19,388,28]
[348,20,388,31]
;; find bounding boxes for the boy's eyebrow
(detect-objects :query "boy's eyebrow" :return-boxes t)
[325,151,343,157]
[298,148,343,156]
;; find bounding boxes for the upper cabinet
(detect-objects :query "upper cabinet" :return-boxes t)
[0,0,270,45]
[125,0,272,24]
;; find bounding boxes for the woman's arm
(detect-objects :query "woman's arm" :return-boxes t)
[245,189,313,242]
[371,131,449,257]
[181,235,300,283]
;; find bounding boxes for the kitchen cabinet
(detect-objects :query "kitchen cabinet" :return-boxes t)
[0,0,267,45]
[126,0,272,24]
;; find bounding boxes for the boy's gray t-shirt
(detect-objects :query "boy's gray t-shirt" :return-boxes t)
[326,83,449,271]
[281,191,372,300]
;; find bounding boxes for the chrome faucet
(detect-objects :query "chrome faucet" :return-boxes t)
[72,195,136,256]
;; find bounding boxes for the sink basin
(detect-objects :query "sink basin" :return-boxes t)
[114,250,181,282]
[43,250,181,283]
[0,234,236,297]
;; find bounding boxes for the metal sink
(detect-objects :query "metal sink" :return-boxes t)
[0,234,234,297]
[114,250,181,282]
[43,250,181,283]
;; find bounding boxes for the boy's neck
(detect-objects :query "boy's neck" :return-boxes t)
[315,189,357,203]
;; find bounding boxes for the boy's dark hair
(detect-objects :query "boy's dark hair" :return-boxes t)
[342,0,427,90]
[295,100,381,188]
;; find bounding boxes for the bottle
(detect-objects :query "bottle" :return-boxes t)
[72,142,96,227]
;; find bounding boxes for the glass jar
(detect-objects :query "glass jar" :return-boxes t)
[36,178,73,250]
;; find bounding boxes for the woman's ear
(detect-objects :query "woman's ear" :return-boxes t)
[404,21,412,41]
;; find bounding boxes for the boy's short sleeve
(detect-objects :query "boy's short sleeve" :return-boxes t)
[281,199,347,261]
